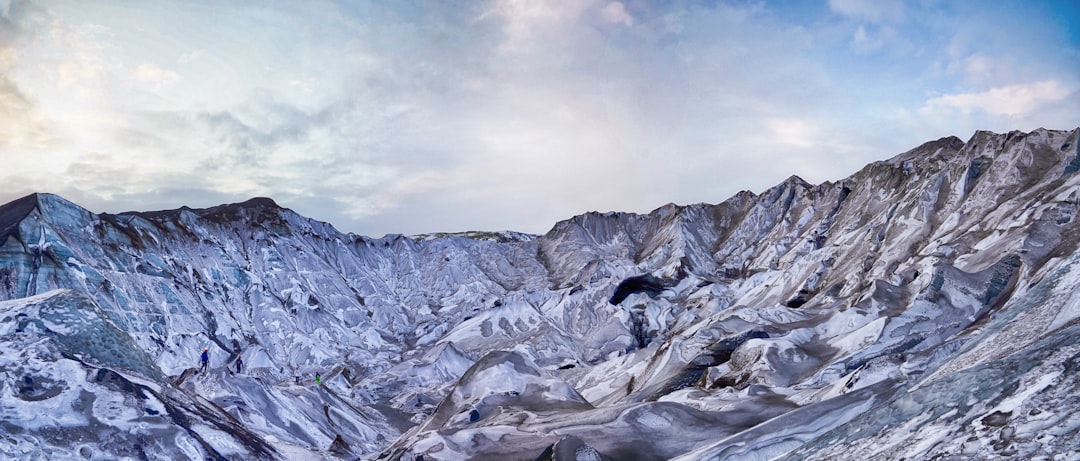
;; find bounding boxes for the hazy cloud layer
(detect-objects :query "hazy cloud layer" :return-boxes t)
[0,0,1077,236]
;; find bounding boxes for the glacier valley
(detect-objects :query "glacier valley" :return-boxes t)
[2,128,1080,460]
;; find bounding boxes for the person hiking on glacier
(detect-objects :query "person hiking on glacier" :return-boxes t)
[315,372,321,385]
[235,355,244,374]
[200,348,209,373]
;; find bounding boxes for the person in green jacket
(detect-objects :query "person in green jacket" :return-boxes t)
[315,372,321,385]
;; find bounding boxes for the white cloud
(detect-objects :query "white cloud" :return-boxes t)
[287,77,316,93]
[176,50,202,65]
[850,24,897,53]
[920,80,1074,117]
[960,53,994,82]
[940,51,1009,88]
[0,41,54,150]
[134,63,182,90]
[0,47,15,69]
[480,0,593,61]
[766,117,820,149]
[600,2,633,27]
[41,22,113,91]
[0,76,53,150]
[829,0,905,23]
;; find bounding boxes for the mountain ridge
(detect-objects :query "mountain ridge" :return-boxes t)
[1,127,1079,460]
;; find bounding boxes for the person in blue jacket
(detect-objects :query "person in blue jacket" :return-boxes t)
[200,348,209,373]
[235,355,244,373]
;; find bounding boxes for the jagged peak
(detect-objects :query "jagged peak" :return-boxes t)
[236,197,280,209]
[965,127,1078,147]
[196,196,285,216]
[0,193,91,240]
[782,174,811,187]
[648,202,684,218]
[122,196,287,223]
[886,135,965,166]
[754,174,813,201]
[2,192,86,211]
[0,194,42,239]
[544,209,640,236]
[0,193,45,213]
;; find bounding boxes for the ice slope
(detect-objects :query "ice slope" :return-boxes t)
[387,127,1080,459]
[0,289,278,460]
[0,195,555,458]
[0,127,1078,460]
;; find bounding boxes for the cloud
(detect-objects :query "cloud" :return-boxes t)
[176,50,202,65]
[62,151,144,197]
[920,80,1074,117]
[830,0,910,55]
[46,23,113,91]
[850,24,898,53]
[479,0,593,67]
[0,35,53,151]
[766,117,821,149]
[828,0,905,23]
[0,64,53,149]
[600,2,633,27]
[133,63,182,90]
[0,5,53,150]
[957,53,995,84]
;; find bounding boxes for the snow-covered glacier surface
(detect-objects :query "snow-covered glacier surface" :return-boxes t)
[1,127,1079,460]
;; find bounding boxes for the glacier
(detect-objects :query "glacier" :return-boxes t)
[0,127,1078,460]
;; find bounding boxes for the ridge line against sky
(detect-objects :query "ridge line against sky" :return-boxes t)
[1,0,1077,236]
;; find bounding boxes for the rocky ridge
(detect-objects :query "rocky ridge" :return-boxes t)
[0,127,1078,459]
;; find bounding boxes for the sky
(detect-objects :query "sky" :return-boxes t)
[0,0,1077,237]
